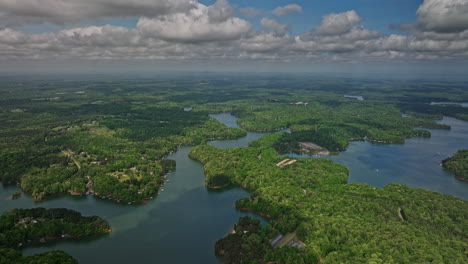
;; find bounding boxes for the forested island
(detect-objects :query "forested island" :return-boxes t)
[1,74,468,263]
[0,208,110,263]
[442,150,468,181]
[0,208,111,247]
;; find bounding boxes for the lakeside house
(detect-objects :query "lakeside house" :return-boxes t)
[299,142,330,155]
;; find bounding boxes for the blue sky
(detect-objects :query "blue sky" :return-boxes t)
[0,0,467,73]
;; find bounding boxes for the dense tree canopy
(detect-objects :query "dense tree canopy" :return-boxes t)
[190,142,468,264]
[1,75,468,264]
[0,105,244,202]
[0,248,78,264]
[0,208,110,247]
[442,149,468,180]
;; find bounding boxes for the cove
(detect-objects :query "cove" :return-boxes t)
[0,113,271,264]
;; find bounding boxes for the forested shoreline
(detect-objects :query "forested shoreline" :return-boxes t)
[1,75,467,263]
[442,150,468,181]
[0,208,110,263]
[190,142,468,263]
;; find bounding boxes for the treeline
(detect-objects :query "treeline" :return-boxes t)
[0,208,110,247]
[442,149,468,180]
[190,141,468,264]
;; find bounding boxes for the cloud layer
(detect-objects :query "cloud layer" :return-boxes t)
[0,0,467,65]
[0,0,195,25]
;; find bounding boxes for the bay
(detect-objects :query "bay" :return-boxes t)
[287,116,468,200]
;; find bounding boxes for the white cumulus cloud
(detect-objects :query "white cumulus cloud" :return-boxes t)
[0,2,468,65]
[417,0,468,33]
[137,0,251,43]
[272,4,302,17]
[260,18,289,35]
[314,10,362,36]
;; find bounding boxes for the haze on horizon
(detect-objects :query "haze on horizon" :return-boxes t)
[0,0,467,74]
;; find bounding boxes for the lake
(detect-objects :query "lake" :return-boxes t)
[1,113,467,263]
[287,116,468,200]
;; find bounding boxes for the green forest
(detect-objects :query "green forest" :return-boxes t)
[190,142,468,263]
[1,74,465,202]
[0,208,110,247]
[0,104,244,202]
[0,248,78,264]
[197,100,445,153]
[1,74,468,263]
[0,208,110,263]
[442,150,468,180]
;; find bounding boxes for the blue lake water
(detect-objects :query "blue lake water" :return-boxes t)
[2,126,266,263]
[287,116,468,200]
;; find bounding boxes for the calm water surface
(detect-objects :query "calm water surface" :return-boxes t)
[1,114,266,263]
[287,116,468,200]
[1,113,467,263]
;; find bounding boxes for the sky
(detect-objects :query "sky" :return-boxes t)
[0,0,468,74]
